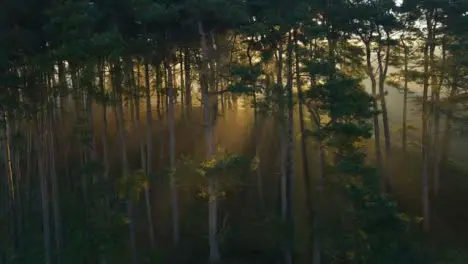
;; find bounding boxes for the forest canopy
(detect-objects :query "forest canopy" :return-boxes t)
[1,0,468,263]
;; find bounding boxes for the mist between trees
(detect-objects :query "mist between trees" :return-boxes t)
[1,0,468,263]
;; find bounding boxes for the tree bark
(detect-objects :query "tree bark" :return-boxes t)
[198,21,220,263]
[144,58,156,248]
[35,112,52,264]
[112,60,137,264]
[284,32,295,264]
[401,39,409,154]
[165,60,180,246]
[364,41,385,189]
[48,106,62,264]
[421,12,434,232]
[184,48,192,112]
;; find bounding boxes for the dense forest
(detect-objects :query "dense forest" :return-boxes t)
[1,0,468,263]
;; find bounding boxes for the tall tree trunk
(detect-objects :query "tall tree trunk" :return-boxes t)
[155,63,162,111]
[87,88,98,162]
[294,31,314,263]
[164,68,169,112]
[284,33,294,264]
[99,61,110,181]
[58,61,67,116]
[35,112,52,264]
[112,60,137,264]
[376,29,392,160]
[421,12,434,232]
[312,126,325,264]
[12,117,22,248]
[1,109,17,254]
[144,58,155,248]
[179,50,185,107]
[252,93,263,208]
[364,42,385,189]
[432,39,446,196]
[48,105,62,264]
[402,39,409,154]
[165,60,180,246]
[184,48,192,112]
[198,21,220,263]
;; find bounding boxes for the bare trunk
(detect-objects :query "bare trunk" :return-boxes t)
[36,112,52,264]
[144,58,155,248]
[113,60,137,264]
[184,48,192,110]
[58,61,67,116]
[280,126,287,220]
[47,106,62,264]
[284,33,294,264]
[99,62,110,180]
[164,68,169,112]
[87,90,98,162]
[432,39,446,196]
[155,64,162,111]
[312,139,325,264]
[166,61,180,246]
[25,127,33,214]
[179,51,185,107]
[402,40,409,154]
[198,21,220,263]
[276,42,286,222]
[295,32,313,263]
[365,42,385,189]
[421,13,433,232]
[376,30,392,159]
[12,119,22,244]
[252,93,263,208]
[1,109,17,254]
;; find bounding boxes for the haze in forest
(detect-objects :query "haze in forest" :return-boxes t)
[1,0,468,264]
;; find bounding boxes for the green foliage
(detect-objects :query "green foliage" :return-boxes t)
[117,170,148,203]
[2,0,468,262]
[199,153,253,177]
[227,82,254,94]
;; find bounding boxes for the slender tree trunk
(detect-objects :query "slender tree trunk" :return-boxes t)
[432,39,446,196]
[179,51,185,107]
[155,63,162,111]
[58,61,67,116]
[376,31,392,160]
[184,48,192,113]
[25,127,33,215]
[254,97,264,207]
[312,134,325,264]
[402,40,409,154]
[12,118,22,248]
[421,13,433,232]
[198,21,220,263]
[284,33,295,264]
[144,58,156,248]
[99,62,110,180]
[165,60,180,246]
[164,68,169,112]
[294,31,314,263]
[47,105,62,264]
[112,60,137,264]
[35,112,52,264]
[1,109,17,254]
[364,42,385,189]
[87,89,98,163]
